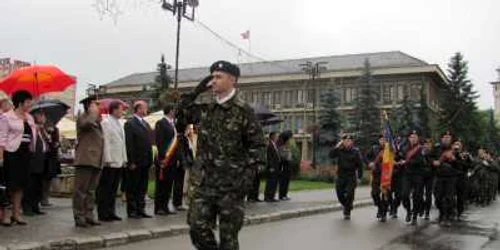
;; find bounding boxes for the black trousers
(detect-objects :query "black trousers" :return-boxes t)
[390,173,404,214]
[22,173,43,212]
[279,164,291,199]
[264,171,279,200]
[456,175,468,216]
[173,167,185,208]
[154,165,176,213]
[126,166,150,216]
[371,175,389,216]
[96,167,121,219]
[248,171,261,201]
[402,174,424,217]
[435,176,457,221]
[422,174,434,214]
[336,175,357,213]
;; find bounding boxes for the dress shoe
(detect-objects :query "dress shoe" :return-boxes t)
[33,210,46,215]
[10,217,27,226]
[128,214,142,219]
[140,213,153,218]
[98,216,114,222]
[85,218,101,226]
[405,212,411,223]
[75,221,89,228]
[265,199,279,203]
[155,210,169,216]
[41,202,53,207]
[176,206,187,211]
[280,197,291,201]
[23,210,36,217]
[111,215,122,221]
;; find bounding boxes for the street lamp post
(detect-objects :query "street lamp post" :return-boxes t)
[299,61,328,169]
[161,0,199,89]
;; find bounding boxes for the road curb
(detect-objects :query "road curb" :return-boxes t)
[3,199,373,250]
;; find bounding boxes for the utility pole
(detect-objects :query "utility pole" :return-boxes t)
[161,0,199,89]
[299,61,328,169]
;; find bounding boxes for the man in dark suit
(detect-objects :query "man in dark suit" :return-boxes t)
[124,101,153,219]
[154,104,182,215]
[264,132,281,202]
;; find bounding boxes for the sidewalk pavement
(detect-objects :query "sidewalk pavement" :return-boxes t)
[0,186,371,249]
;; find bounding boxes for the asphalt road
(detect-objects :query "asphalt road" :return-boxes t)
[110,200,500,250]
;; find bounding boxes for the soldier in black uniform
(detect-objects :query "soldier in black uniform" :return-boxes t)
[330,134,364,220]
[452,140,473,221]
[434,146,460,227]
[400,130,426,226]
[430,131,454,218]
[366,135,389,222]
[421,139,434,220]
[389,137,404,219]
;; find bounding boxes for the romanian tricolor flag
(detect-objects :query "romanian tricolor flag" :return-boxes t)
[380,112,395,194]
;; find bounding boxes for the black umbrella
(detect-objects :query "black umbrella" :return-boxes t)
[260,116,283,126]
[250,103,276,120]
[30,99,70,124]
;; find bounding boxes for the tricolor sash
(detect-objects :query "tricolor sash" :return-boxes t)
[159,131,179,181]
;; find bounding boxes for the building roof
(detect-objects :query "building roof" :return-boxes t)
[105,51,428,88]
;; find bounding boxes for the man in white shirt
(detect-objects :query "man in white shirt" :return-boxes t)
[97,101,127,221]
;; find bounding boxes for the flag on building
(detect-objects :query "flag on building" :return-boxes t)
[240,30,250,40]
[380,112,395,194]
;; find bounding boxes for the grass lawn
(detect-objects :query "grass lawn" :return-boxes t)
[147,179,333,198]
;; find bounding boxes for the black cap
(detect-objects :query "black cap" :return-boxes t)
[441,130,453,138]
[407,129,419,137]
[79,96,99,110]
[210,60,240,78]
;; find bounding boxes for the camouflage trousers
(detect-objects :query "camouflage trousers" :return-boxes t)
[188,187,245,250]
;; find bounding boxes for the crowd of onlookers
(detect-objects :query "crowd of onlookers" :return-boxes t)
[0,91,62,226]
[0,90,297,228]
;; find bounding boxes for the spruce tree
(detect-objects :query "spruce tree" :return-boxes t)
[150,54,173,112]
[353,58,381,152]
[417,85,431,138]
[319,91,342,143]
[318,90,343,165]
[439,52,480,147]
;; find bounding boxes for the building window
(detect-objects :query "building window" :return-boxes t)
[307,89,315,104]
[261,92,272,108]
[383,85,393,103]
[273,91,282,106]
[252,91,259,104]
[297,90,305,105]
[344,87,357,104]
[397,84,407,101]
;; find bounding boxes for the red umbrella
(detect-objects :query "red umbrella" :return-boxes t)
[0,65,76,97]
[98,98,129,114]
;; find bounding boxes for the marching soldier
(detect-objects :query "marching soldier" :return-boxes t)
[330,134,364,220]
[421,139,434,220]
[452,140,473,221]
[389,137,404,219]
[366,135,389,222]
[176,60,265,250]
[400,130,426,226]
[434,146,460,227]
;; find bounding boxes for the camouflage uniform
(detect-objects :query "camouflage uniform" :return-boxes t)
[177,89,265,250]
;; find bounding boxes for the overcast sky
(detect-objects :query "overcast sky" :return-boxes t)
[1,0,499,109]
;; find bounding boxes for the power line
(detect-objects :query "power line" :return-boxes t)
[194,19,267,62]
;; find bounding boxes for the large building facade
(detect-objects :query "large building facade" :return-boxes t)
[99,51,448,160]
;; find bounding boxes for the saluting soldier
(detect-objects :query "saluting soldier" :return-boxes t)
[330,134,364,220]
[176,61,266,250]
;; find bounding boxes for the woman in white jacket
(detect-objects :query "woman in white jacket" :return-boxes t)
[96,101,127,222]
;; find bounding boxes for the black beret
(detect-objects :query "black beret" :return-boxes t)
[440,130,454,138]
[407,129,419,137]
[210,60,240,78]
